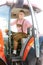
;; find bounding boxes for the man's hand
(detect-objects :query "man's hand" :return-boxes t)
[5,29,9,35]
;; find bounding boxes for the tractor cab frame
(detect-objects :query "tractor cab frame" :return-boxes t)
[0,0,41,65]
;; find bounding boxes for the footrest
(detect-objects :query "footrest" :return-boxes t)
[12,56,22,62]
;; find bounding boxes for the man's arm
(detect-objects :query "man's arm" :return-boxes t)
[10,20,17,26]
[23,20,32,34]
[26,20,32,28]
[5,20,17,34]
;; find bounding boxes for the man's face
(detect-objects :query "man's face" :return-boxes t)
[18,12,25,19]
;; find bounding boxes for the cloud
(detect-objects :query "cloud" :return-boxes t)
[0,0,6,5]
[0,17,8,30]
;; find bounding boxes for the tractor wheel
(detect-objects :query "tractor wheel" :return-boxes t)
[23,48,36,65]
[24,48,41,65]
[26,48,36,65]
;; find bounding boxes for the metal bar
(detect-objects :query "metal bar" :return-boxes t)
[27,0,40,58]
[7,5,12,63]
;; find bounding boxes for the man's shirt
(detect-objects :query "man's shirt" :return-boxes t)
[11,19,31,34]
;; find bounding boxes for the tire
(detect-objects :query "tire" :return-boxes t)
[23,47,42,65]
[23,48,36,65]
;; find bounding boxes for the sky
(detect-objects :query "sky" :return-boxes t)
[0,0,43,37]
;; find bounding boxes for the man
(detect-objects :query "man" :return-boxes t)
[11,10,32,55]
[5,10,32,55]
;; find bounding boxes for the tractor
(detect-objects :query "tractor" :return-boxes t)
[0,0,42,65]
